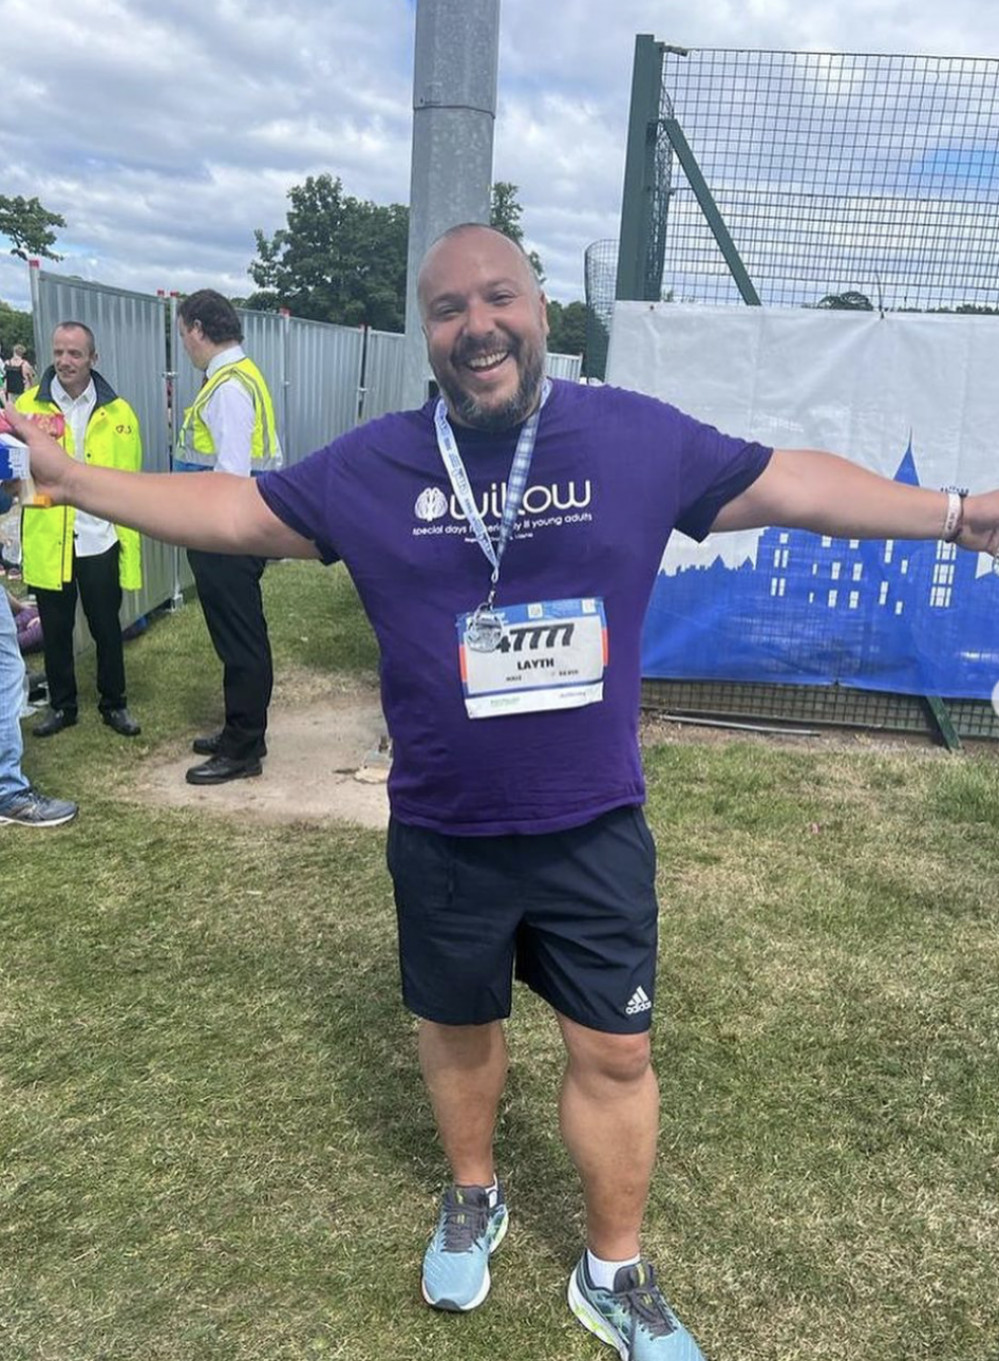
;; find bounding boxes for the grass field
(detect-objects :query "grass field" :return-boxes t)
[2,560,997,1361]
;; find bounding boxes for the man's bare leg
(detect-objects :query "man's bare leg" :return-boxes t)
[556,1011,658,1260]
[419,1019,510,1312]
[418,1018,508,1185]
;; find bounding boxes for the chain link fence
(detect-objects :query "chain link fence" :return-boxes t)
[658,47,999,311]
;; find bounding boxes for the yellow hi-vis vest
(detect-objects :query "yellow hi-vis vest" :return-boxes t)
[16,375,144,593]
[177,356,282,470]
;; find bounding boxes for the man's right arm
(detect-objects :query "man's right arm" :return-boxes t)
[5,400,319,560]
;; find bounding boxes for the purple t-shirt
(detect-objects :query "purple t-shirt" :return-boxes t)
[257,379,772,836]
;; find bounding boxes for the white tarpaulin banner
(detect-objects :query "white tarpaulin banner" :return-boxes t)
[606,302,998,698]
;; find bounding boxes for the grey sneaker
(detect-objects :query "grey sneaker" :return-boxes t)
[568,1256,706,1360]
[0,787,78,827]
[421,1183,509,1311]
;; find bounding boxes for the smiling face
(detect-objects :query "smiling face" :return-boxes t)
[418,225,549,431]
[51,325,96,399]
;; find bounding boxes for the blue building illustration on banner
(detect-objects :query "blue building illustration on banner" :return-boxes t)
[642,445,999,699]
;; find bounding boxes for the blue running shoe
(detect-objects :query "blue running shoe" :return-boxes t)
[568,1256,707,1360]
[421,1183,509,1311]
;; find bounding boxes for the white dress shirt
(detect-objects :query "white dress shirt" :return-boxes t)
[51,376,117,558]
[202,345,256,477]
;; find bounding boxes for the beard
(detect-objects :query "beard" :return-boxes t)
[436,332,547,433]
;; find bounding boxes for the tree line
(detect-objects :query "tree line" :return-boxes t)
[0,180,587,364]
[8,184,999,372]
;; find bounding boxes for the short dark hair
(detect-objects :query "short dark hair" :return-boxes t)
[178,289,243,345]
[53,320,97,356]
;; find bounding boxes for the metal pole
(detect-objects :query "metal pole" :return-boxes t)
[616,35,665,302]
[279,306,291,461]
[167,292,184,609]
[28,258,42,357]
[402,0,500,409]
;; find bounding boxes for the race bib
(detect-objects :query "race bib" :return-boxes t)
[457,597,607,719]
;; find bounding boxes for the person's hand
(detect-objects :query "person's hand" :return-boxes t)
[958,491,999,559]
[1,399,72,505]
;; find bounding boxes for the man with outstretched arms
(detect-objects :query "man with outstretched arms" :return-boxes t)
[17,321,142,740]
[174,289,283,786]
[8,225,999,1361]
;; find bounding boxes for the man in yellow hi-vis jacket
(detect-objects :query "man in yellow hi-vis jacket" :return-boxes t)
[174,290,282,785]
[18,321,142,739]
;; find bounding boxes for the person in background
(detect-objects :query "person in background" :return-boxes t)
[0,482,76,827]
[17,321,142,739]
[0,486,21,580]
[5,587,43,654]
[4,344,35,400]
[174,289,282,786]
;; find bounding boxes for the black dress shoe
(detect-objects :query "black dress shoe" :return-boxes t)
[102,707,142,737]
[186,754,263,786]
[192,731,223,756]
[193,731,267,757]
[33,708,78,738]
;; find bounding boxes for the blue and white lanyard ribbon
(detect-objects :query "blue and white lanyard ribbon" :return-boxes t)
[434,380,551,609]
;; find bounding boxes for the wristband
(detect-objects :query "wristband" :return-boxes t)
[941,487,967,542]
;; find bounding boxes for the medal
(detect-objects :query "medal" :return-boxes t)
[465,606,505,653]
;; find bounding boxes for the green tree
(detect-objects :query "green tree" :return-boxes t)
[248,177,546,328]
[490,181,544,281]
[0,300,35,360]
[546,299,587,358]
[0,195,64,261]
[248,175,409,329]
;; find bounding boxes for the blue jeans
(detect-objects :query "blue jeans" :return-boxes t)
[0,588,29,806]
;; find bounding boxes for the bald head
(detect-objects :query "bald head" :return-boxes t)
[418,224,548,431]
[417,223,541,319]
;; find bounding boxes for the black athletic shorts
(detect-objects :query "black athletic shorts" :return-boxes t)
[386,804,659,1034]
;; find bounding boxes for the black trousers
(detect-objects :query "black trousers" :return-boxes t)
[34,542,126,716]
[187,548,272,761]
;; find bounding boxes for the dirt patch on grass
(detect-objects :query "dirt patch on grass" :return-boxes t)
[134,681,992,830]
[135,682,391,829]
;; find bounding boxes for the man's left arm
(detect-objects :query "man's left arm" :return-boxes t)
[712,448,999,556]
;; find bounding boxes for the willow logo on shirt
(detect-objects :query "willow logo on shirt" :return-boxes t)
[413,480,593,524]
[415,487,449,521]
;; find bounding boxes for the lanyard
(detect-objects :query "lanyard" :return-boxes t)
[434,381,550,610]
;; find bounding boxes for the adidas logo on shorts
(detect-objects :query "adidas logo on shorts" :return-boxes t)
[625,986,652,1016]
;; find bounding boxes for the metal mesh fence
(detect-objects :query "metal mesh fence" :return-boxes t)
[657,48,999,311]
[641,679,999,743]
[584,238,618,378]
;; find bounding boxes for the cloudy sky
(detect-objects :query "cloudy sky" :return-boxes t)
[1,0,997,316]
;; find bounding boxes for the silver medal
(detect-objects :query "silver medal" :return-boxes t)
[465,608,504,653]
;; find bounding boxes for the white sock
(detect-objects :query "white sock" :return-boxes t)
[586,1248,640,1291]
